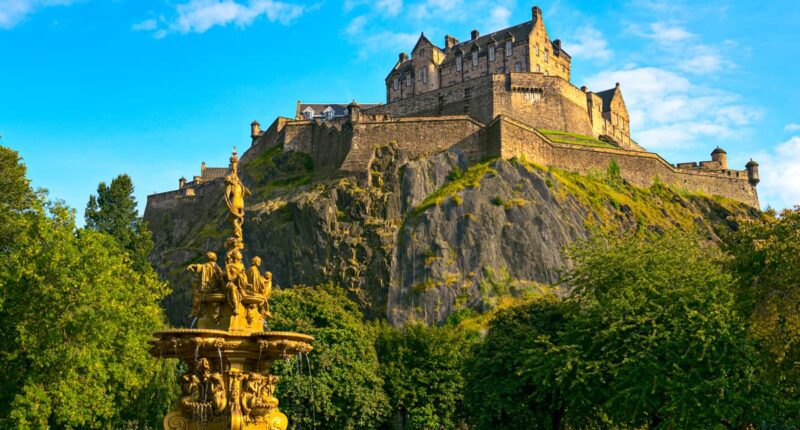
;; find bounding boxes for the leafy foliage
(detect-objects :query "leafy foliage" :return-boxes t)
[269,284,389,430]
[0,151,177,429]
[85,174,154,272]
[376,322,478,430]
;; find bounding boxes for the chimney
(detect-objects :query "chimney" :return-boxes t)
[581,86,587,92]
[250,119,261,139]
[200,162,206,176]
[615,82,621,89]
[471,29,480,40]
[553,39,561,53]
[399,52,409,62]
[444,35,459,51]
[532,5,542,20]
[178,177,186,190]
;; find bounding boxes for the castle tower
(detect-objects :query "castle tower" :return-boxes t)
[746,159,760,185]
[178,176,186,190]
[251,120,261,139]
[711,146,728,170]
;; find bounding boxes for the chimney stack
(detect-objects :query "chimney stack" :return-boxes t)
[399,52,409,62]
[444,35,459,51]
[471,29,480,40]
[178,177,186,190]
[532,6,542,20]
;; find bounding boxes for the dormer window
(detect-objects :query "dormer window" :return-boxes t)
[489,45,496,61]
[325,110,334,120]
[393,77,399,90]
[472,50,478,66]
[456,54,462,71]
[303,107,314,119]
[506,40,513,56]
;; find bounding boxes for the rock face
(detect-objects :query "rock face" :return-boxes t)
[145,144,756,327]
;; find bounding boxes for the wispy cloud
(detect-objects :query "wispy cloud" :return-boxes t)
[483,6,511,32]
[0,0,80,29]
[134,0,309,37]
[785,123,800,132]
[563,24,613,62]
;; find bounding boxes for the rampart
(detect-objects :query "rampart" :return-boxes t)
[491,116,759,206]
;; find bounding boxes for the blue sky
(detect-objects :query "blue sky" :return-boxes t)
[2,0,799,218]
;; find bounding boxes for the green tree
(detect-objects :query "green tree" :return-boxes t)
[376,322,478,430]
[85,174,153,272]
[725,207,800,421]
[0,146,36,250]
[465,296,577,430]
[0,152,177,429]
[563,233,775,429]
[269,284,389,430]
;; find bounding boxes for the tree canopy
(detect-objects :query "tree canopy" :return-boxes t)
[0,147,177,429]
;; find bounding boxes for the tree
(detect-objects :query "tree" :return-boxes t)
[85,174,153,272]
[0,146,36,250]
[376,322,478,430]
[562,233,776,429]
[725,207,800,422]
[269,284,389,430]
[465,296,581,430]
[0,152,178,429]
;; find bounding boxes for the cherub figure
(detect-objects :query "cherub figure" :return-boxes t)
[247,256,273,317]
[225,250,248,315]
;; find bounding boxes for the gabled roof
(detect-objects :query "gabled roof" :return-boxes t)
[411,32,443,55]
[595,87,619,113]
[441,21,535,64]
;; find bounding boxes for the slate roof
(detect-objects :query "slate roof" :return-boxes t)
[595,88,617,112]
[202,167,229,179]
[298,103,381,118]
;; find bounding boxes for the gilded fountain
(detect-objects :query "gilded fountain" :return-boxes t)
[149,149,313,430]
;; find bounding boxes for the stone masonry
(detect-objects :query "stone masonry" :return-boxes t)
[148,4,761,210]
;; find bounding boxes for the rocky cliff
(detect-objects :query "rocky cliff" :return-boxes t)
[145,143,756,327]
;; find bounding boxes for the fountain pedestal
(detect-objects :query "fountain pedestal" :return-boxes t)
[149,149,313,430]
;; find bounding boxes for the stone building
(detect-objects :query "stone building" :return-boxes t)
[150,4,761,210]
[295,101,380,121]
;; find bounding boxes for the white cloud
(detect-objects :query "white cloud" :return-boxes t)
[375,0,402,16]
[584,66,760,151]
[785,123,800,132]
[135,0,308,36]
[483,6,511,32]
[345,15,366,36]
[648,22,693,43]
[0,0,79,29]
[131,18,157,31]
[563,24,612,62]
[757,136,800,210]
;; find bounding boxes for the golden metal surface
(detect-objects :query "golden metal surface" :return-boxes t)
[151,149,313,430]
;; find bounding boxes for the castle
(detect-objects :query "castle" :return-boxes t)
[148,5,761,209]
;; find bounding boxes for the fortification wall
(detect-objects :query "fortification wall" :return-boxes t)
[494,116,759,206]
[368,75,496,124]
[340,116,487,181]
[242,117,288,164]
[281,120,353,172]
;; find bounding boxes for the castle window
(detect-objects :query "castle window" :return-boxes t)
[422,68,428,84]
[456,54,462,71]
[489,45,496,62]
[535,43,540,56]
[325,109,334,120]
[544,49,549,63]
[406,74,412,87]
[472,50,478,66]
[536,64,541,73]
[514,62,522,72]
[506,40,513,56]
[304,111,313,120]
[393,77,399,90]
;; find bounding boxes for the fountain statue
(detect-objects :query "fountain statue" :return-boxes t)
[149,149,313,430]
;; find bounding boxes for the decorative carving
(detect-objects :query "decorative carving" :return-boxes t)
[152,149,313,430]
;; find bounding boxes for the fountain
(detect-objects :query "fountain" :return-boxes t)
[149,149,313,430]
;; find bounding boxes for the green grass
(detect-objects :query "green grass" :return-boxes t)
[538,129,618,149]
[407,159,498,218]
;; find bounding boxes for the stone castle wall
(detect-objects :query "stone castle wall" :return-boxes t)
[492,116,759,206]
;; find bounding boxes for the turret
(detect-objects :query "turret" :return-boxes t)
[711,146,727,170]
[178,176,186,190]
[348,100,361,123]
[250,120,261,139]
[746,159,760,186]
